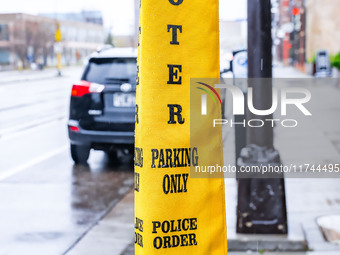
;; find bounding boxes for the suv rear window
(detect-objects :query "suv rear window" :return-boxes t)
[83,58,137,84]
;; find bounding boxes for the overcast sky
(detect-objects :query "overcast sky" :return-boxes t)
[1,0,246,35]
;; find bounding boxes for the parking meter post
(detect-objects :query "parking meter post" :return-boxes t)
[57,53,61,76]
[135,0,227,253]
[236,0,288,234]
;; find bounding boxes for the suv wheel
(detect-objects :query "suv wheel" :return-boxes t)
[70,144,90,164]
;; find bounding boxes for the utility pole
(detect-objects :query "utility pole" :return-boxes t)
[236,0,288,234]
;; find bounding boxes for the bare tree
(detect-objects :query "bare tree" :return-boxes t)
[39,23,55,66]
[11,20,28,68]
[32,22,55,66]
[11,20,55,68]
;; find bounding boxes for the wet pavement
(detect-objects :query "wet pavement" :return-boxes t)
[2,66,340,255]
[68,190,135,255]
[0,68,134,255]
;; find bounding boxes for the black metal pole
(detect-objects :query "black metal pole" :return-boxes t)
[236,0,288,234]
[247,0,273,146]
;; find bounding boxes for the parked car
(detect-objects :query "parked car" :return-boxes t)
[68,47,137,164]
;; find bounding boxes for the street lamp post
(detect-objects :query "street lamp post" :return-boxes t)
[236,0,288,234]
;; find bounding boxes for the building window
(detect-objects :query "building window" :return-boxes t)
[0,24,10,41]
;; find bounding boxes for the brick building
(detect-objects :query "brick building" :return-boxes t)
[276,0,340,70]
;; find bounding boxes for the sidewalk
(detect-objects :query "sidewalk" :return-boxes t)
[0,66,83,84]
[66,65,340,255]
[223,65,340,253]
[273,64,312,78]
[67,191,134,255]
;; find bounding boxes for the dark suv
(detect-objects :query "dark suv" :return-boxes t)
[68,47,137,164]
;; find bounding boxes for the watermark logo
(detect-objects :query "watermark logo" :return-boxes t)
[196,82,222,115]
[196,80,312,128]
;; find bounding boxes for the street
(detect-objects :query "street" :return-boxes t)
[0,0,339,254]
[1,66,340,255]
[0,67,134,255]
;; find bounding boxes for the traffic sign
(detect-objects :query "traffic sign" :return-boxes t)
[55,22,62,42]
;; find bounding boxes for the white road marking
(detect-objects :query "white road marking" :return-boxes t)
[0,115,67,140]
[0,145,68,182]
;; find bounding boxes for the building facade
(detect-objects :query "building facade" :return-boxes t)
[276,0,340,70]
[276,0,306,69]
[40,11,104,26]
[305,0,340,61]
[0,13,105,69]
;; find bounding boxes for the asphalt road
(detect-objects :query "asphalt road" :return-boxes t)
[0,68,134,255]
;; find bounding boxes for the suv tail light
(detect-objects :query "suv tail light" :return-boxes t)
[69,126,80,132]
[71,80,105,97]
